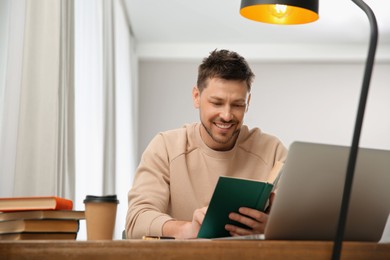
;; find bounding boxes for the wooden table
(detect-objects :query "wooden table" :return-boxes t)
[0,240,389,260]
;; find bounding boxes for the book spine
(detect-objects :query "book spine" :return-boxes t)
[254,183,273,211]
[54,197,73,210]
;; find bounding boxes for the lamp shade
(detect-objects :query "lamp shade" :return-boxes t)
[240,0,319,24]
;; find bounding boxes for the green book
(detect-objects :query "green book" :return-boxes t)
[197,162,284,239]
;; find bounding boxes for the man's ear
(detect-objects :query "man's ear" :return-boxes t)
[246,93,251,112]
[192,86,200,108]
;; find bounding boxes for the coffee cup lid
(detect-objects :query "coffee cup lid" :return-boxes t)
[83,195,119,204]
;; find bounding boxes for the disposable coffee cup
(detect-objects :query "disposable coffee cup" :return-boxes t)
[83,195,119,240]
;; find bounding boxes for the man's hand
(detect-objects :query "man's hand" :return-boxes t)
[162,206,208,239]
[225,207,269,236]
[225,192,276,236]
[191,206,208,237]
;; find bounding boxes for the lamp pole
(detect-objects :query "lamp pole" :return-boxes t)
[331,1,378,259]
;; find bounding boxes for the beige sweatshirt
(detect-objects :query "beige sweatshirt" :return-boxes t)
[126,123,288,238]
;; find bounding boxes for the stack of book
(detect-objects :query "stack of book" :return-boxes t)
[0,196,85,240]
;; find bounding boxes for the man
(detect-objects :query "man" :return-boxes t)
[126,49,287,239]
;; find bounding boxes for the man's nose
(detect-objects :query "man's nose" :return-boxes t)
[220,107,233,121]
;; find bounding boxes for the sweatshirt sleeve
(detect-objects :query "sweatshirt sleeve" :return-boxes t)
[126,133,174,239]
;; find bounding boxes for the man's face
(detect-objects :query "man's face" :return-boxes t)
[193,77,251,151]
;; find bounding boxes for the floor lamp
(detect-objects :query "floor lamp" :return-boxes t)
[239,1,378,260]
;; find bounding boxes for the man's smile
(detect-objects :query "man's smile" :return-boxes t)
[215,123,234,129]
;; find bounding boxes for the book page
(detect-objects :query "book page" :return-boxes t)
[266,161,284,185]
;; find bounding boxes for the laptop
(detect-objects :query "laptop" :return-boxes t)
[264,141,390,241]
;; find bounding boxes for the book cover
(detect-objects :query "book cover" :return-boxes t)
[0,196,73,212]
[0,210,85,222]
[0,219,80,234]
[197,162,284,239]
[0,232,78,240]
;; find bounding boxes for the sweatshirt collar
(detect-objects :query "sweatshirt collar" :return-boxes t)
[194,123,247,159]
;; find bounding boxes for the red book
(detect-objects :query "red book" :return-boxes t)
[0,197,73,212]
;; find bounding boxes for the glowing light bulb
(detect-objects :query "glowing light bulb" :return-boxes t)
[269,4,292,19]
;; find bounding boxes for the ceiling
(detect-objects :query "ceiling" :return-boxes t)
[124,0,390,61]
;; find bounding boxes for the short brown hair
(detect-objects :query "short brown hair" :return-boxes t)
[197,49,255,92]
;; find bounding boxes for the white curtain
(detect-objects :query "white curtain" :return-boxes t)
[74,0,137,239]
[0,0,71,197]
[0,0,137,240]
[0,0,24,197]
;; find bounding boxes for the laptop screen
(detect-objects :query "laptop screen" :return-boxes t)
[265,141,390,241]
